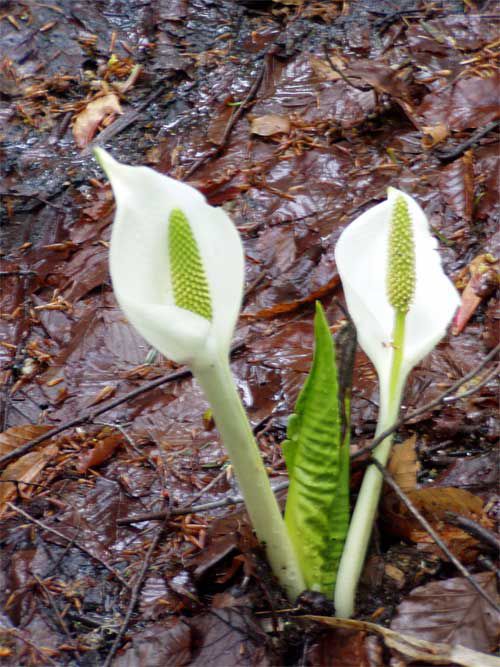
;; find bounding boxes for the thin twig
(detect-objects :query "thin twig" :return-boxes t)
[434,120,500,163]
[444,512,500,552]
[323,45,371,91]
[117,480,290,525]
[95,421,159,471]
[369,458,500,613]
[101,513,170,667]
[0,342,244,469]
[5,628,58,666]
[182,54,268,179]
[33,574,83,662]
[351,343,500,460]
[6,502,130,589]
[83,87,165,155]
[443,363,499,402]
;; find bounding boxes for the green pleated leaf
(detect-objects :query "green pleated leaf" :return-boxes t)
[284,301,350,596]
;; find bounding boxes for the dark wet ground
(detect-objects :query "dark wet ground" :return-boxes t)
[0,1,498,665]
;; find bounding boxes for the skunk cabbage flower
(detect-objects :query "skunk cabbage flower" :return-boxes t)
[94,148,305,600]
[334,187,460,428]
[334,187,460,618]
[94,148,243,370]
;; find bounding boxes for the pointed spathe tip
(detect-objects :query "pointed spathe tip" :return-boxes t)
[93,146,119,176]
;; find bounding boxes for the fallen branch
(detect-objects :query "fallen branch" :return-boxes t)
[181,53,269,179]
[444,511,500,553]
[434,120,500,163]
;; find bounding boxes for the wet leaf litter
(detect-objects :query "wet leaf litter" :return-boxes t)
[1,1,499,665]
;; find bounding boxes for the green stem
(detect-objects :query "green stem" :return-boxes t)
[334,311,406,618]
[193,355,305,600]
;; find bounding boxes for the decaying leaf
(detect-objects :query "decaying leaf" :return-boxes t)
[391,573,499,654]
[421,123,449,148]
[387,434,419,492]
[453,253,499,335]
[304,615,500,667]
[309,55,344,81]
[383,486,487,561]
[86,384,117,406]
[76,434,123,473]
[250,114,290,137]
[73,93,122,148]
[0,424,58,513]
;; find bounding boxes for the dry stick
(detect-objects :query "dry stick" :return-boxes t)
[435,119,500,163]
[443,362,499,401]
[101,515,170,667]
[369,458,500,613]
[0,342,244,469]
[117,480,291,525]
[6,628,58,667]
[323,45,371,91]
[6,502,130,589]
[181,54,268,180]
[351,342,500,461]
[444,512,500,553]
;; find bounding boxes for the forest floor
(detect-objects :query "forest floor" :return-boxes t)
[0,1,498,665]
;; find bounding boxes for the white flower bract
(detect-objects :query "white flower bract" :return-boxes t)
[334,187,460,416]
[95,148,244,368]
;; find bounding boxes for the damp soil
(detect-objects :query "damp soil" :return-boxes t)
[0,1,498,665]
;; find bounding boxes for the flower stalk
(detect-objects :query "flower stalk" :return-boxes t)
[195,356,305,599]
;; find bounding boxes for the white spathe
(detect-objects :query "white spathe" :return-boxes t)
[334,187,460,416]
[94,148,244,368]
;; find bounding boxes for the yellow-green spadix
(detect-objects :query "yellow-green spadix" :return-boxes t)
[94,147,244,369]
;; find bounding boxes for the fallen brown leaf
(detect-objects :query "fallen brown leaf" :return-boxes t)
[421,123,449,148]
[72,93,122,149]
[383,486,486,561]
[76,434,123,473]
[387,434,419,492]
[391,572,499,654]
[453,253,499,335]
[0,437,58,513]
[250,113,290,137]
[0,425,53,457]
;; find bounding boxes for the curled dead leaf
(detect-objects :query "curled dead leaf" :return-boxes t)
[73,93,122,149]
[0,437,58,514]
[421,123,448,148]
[86,384,117,406]
[453,253,499,335]
[383,486,487,561]
[387,434,419,492]
[303,615,500,667]
[76,434,123,473]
